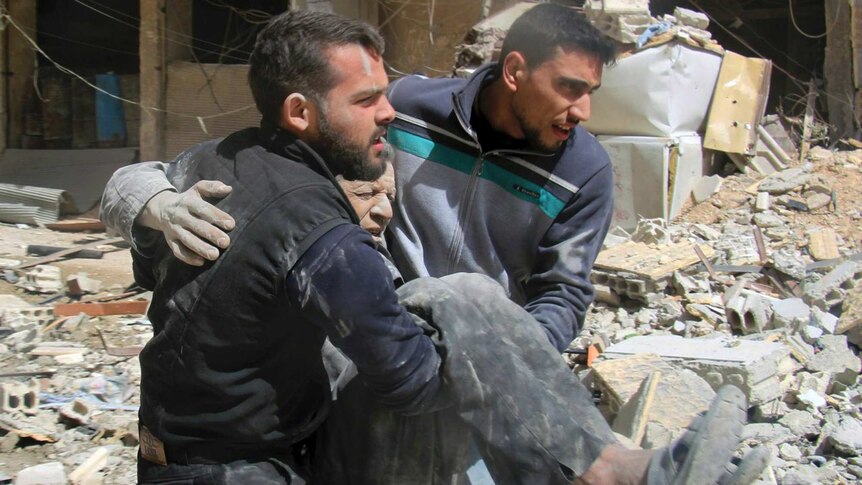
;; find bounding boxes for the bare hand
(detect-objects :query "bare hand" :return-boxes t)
[138,180,235,266]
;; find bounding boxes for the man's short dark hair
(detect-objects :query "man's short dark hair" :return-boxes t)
[497,4,615,74]
[248,10,385,124]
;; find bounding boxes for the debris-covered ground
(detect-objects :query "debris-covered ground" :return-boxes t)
[0,148,861,483]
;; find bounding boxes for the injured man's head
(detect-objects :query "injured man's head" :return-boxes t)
[338,162,396,245]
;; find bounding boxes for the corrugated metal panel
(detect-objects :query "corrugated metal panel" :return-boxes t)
[0,183,68,225]
[0,203,41,225]
[165,62,260,160]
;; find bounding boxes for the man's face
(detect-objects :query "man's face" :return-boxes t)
[510,47,603,153]
[338,163,396,245]
[313,44,395,181]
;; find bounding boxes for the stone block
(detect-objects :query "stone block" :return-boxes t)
[600,335,791,405]
[1,306,54,329]
[0,378,39,415]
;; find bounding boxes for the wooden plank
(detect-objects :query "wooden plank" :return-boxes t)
[44,218,106,232]
[703,52,772,155]
[54,300,149,317]
[10,237,124,270]
[809,229,841,261]
[69,447,110,485]
[594,241,715,280]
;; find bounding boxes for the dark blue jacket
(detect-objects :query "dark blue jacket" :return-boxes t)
[386,64,615,351]
[133,123,441,452]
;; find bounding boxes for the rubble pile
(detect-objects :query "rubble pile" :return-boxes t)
[575,148,862,483]
[0,236,145,484]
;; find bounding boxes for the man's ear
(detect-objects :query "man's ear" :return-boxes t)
[501,52,528,92]
[281,93,311,132]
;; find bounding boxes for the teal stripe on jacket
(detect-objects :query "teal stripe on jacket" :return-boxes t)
[388,127,565,219]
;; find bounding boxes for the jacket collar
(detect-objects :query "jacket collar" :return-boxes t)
[258,119,360,224]
[450,63,569,157]
[451,63,498,142]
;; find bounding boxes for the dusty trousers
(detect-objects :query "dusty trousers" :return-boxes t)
[312,273,616,484]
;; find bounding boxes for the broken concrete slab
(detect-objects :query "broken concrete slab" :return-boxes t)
[803,261,862,311]
[811,307,839,334]
[804,335,861,386]
[593,355,715,448]
[778,409,822,437]
[600,334,792,405]
[821,416,862,456]
[770,298,812,332]
[758,165,812,194]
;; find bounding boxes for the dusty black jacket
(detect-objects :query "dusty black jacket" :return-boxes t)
[133,123,441,452]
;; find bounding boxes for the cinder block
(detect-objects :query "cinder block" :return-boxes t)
[59,398,94,426]
[0,378,39,415]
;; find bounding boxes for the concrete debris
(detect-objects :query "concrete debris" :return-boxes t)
[770,298,811,332]
[806,192,832,211]
[672,7,708,30]
[778,409,822,437]
[600,335,792,405]
[821,416,862,456]
[692,175,723,203]
[17,265,63,294]
[608,367,715,448]
[13,461,67,485]
[803,261,862,311]
[807,229,841,261]
[837,284,862,346]
[758,165,812,194]
[804,335,861,386]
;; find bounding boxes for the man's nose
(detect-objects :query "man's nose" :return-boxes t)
[568,94,591,123]
[377,96,396,125]
[371,198,393,224]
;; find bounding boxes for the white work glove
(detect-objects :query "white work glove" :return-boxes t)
[137,180,235,266]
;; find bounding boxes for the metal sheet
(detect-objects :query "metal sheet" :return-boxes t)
[0,183,68,224]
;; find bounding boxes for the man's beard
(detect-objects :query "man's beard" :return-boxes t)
[512,102,565,154]
[316,113,388,182]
